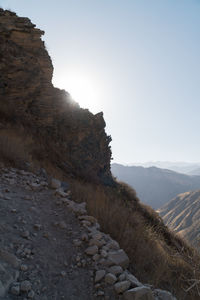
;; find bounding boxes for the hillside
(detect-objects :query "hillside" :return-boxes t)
[159,190,200,249]
[111,163,200,208]
[1,8,200,299]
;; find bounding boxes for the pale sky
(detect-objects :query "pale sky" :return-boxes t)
[2,0,200,164]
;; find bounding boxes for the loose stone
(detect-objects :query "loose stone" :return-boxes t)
[105,273,117,284]
[114,280,131,294]
[123,286,154,300]
[10,284,20,295]
[20,280,32,292]
[85,245,98,256]
[95,270,106,283]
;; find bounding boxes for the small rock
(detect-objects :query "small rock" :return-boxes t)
[125,271,143,287]
[100,249,108,258]
[81,233,89,241]
[119,273,126,281]
[33,224,41,230]
[97,290,104,296]
[28,290,35,299]
[43,232,49,239]
[95,283,101,289]
[91,232,102,240]
[20,264,28,271]
[79,215,97,224]
[61,271,66,277]
[20,280,32,292]
[89,238,105,248]
[108,265,123,275]
[10,284,20,295]
[50,178,61,189]
[99,258,113,267]
[92,254,100,261]
[105,273,117,284]
[59,221,67,229]
[81,220,92,227]
[95,270,106,283]
[114,280,131,294]
[55,188,68,198]
[73,239,82,247]
[85,245,98,256]
[107,239,120,250]
[81,259,86,267]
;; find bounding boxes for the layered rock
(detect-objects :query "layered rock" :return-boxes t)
[0,9,112,183]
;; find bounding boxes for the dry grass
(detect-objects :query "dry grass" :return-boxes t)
[0,131,31,168]
[70,179,200,300]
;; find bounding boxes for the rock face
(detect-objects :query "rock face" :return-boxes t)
[0,9,112,184]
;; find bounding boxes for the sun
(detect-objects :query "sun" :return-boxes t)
[53,70,101,113]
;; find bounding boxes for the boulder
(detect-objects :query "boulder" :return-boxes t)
[108,249,129,269]
[123,286,154,300]
[153,289,177,300]
[125,271,143,287]
[114,280,131,294]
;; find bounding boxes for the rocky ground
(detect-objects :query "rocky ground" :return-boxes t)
[0,167,176,300]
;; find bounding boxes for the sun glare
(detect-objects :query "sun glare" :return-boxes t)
[54,71,101,113]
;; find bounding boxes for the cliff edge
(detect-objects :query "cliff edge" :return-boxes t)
[0,9,112,184]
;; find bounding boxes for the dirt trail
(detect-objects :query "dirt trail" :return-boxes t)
[0,167,101,300]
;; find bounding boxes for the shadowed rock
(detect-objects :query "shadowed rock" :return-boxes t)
[0,8,112,184]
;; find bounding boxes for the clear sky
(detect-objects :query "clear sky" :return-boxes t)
[1,0,200,164]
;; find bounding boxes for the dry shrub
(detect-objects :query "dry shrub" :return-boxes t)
[70,179,200,299]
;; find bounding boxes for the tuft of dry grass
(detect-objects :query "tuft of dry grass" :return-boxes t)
[70,179,200,300]
[0,132,31,168]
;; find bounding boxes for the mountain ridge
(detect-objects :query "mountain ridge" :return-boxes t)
[125,161,200,175]
[111,163,200,208]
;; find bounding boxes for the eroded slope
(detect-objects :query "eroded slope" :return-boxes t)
[159,190,200,248]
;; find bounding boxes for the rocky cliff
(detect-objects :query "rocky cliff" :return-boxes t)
[0,9,112,183]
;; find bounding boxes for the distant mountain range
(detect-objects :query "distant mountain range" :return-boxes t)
[128,161,200,176]
[159,190,200,248]
[111,163,200,208]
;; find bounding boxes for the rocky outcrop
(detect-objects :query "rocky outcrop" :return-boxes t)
[0,9,112,183]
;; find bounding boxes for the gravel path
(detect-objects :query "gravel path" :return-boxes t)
[0,168,98,300]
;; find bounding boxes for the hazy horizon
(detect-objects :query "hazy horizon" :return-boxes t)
[113,160,200,165]
[2,0,200,164]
